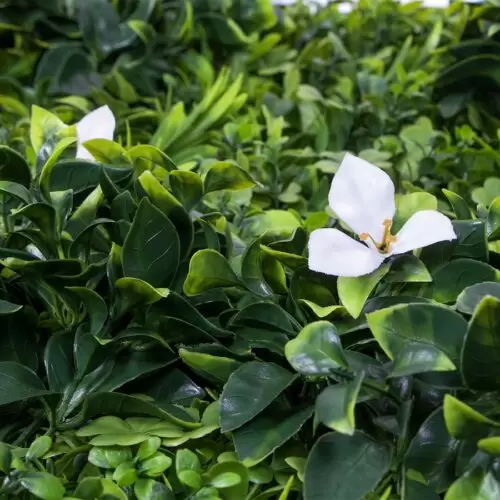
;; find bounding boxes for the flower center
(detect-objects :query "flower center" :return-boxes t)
[359,219,397,254]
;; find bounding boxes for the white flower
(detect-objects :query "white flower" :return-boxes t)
[76,105,116,160]
[308,153,457,278]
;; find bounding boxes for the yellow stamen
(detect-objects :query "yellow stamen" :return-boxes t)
[360,219,397,254]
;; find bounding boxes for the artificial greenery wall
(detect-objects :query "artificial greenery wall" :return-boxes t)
[1,0,500,499]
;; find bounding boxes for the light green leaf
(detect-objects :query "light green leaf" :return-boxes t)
[337,263,389,318]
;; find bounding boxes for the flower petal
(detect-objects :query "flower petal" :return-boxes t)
[308,228,385,277]
[390,210,457,256]
[329,153,396,243]
[76,105,116,160]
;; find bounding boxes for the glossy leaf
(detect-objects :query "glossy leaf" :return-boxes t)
[461,296,500,390]
[304,431,391,500]
[122,197,180,287]
[233,406,313,467]
[0,362,51,405]
[184,249,240,295]
[315,372,364,435]
[285,321,349,375]
[220,361,297,432]
[337,263,389,318]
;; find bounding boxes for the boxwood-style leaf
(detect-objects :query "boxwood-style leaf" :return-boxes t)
[184,249,241,296]
[285,321,349,375]
[204,160,256,193]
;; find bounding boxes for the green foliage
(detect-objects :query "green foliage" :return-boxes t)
[1,0,500,499]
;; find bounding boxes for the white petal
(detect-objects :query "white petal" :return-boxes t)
[308,228,385,277]
[329,153,396,243]
[389,210,457,256]
[76,105,116,160]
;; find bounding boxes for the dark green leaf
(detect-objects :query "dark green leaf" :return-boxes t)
[0,362,51,405]
[304,431,391,500]
[315,372,364,436]
[233,406,313,467]
[122,198,180,287]
[221,361,297,432]
[461,296,500,390]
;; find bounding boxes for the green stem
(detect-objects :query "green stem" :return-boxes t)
[245,484,260,500]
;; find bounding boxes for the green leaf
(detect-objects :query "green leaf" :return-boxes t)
[179,348,241,384]
[461,296,500,390]
[0,362,51,405]
[38,137,77,200]
[204,160,256,193]
[220,361,297,432]
[169,170,204,210]
[285,321,349,375]
[477,436,500,456]
[455,281,500,314]
[472,177,500,207]
[315,371,364,436]
[115,277,169,310]
[442,189,473,220]
[122,197,180,287]
[405,408,458,491]
[136,170,193,260]
[176,449,201,488]
[426,259,500,303]
[386,255,432,283]
[242,210,302,242]
[389,341,456,378]
[30,105,67,156]
[82,139,129,165]
[134,479,173,500]
[206,461,249,498]
[240,239,273,297]
[233,406,313,467]
[487,195,500,239]
[66,287,108,338]
[393,192,437,232]
[367,303,467,386]
[0,146,31,187]
[337,263,389,318]
[136,437,162,461]
[140,452,173,477]
[445,469,500,500]
[0,442,11,474]
[184,249,240,296]
[76,416,132,436]
[20,472,65,500]
[304,431,391,500]
[0,300,22,315]
[26,436,52,460]
[443,395,499,440]
[0,181,33,205]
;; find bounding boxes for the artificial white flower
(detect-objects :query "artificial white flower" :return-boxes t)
[76,105,116,160]
[308,153,457,277]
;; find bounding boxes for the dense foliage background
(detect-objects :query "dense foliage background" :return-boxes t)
[1,0,500,498]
